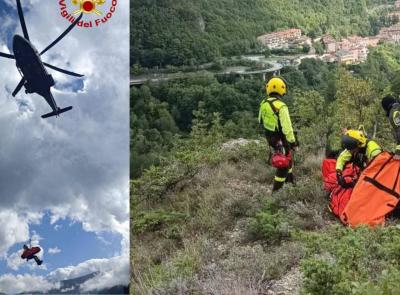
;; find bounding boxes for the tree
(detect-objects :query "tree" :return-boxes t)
[302,44,311,54]
[132,0,392,68]
[292,90,328,151]
[131,64,142,75]
[391,70,400,97]
[328,70,379,149]
[264,47,271,58]
[313,41,324,55]
[131,86,179,178]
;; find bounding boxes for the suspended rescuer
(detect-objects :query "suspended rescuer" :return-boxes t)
[381,95,400,160]
[336,129,382,188]
[258,77,298,192]
[21,244,43,265]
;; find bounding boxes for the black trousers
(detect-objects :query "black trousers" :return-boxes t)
[265,130,294,191]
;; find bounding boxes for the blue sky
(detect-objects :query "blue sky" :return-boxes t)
[0,212,122,276]
[0,0,129,292]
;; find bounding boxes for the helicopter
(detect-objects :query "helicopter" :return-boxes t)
[0,0,84,118]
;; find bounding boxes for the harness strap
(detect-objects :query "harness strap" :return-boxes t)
[392,165,400,191]
[372,154,393,179]
[266,98,282,132]
[266,98,279,114]
[363,176,400,199]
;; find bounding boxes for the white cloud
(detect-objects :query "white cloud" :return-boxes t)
[26,262,47,271]
[97,235,112,246]
[0,4,129,235]
[31,230,43,246]
[0,210,29,257]
[48,247,61,255]
[47,225,130,292]
[6,251,24,271]
[81,255,130,292]
[48,253,129,292]
[25,211,44,224]
[0,0,129,227]
[0,274,58,294]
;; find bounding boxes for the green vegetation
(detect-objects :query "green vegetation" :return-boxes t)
[130,0,400,290]
[300,226,400,295]
[271,45,309,56]
[133,209,186,235]
[132,48,400,179]
[131,0,395,68]
[131,74,263,178]
[131,43,400,294]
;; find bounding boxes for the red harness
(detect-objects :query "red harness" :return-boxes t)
[21,247,41,259]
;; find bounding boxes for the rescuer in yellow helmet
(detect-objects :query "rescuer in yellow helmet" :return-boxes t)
[336,129,382,188]
[258,77,298,191]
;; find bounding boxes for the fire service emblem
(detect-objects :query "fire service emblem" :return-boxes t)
[59,0,118,28]
[72,0,106,15]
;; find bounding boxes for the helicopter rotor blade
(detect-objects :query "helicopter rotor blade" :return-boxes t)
[40,13,83,56]
[16,0,30,40]
[12,77,26,97]
[0,52,14,59]
[43,62,84,77]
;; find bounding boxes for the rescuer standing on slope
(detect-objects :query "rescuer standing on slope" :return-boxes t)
[258,77,298,191]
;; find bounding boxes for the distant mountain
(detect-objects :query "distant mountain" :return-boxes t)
[96,286,130,294]
[58,272,98,293]
[20,272,128,295]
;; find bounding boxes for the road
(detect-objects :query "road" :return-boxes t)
[130,53,319,86]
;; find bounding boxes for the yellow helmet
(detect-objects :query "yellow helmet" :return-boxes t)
[266,77,287,96]
[342,129,367,150]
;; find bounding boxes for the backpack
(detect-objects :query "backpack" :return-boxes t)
[271,150,292,169]
[341,151,400,227]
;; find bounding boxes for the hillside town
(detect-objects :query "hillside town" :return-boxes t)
[257,0,400,64]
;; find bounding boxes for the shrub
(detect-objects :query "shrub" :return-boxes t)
[132,162,191,207]
[134,209,186,235]
[249,199,291,244]
[298,225,400,294]
[301,258,343,295]
[356,267,400,295]
[221,193,253,218]
[134,240,203,294]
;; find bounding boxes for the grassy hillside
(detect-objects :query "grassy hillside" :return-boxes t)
[131,0,395,67]
[131,131,400,294]
[131,132,323,293]
[131,45,400,294]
